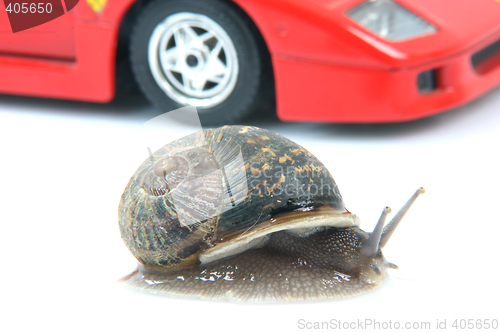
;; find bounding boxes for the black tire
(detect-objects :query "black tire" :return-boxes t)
[129,0,267,126]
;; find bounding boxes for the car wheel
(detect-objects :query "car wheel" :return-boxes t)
[130,0,266,126]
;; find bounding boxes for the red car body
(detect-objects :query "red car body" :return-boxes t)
[1,0,500,122]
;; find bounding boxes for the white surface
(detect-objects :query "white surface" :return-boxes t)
[1,86,499,333]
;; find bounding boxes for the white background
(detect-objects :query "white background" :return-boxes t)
[1,80,499,332]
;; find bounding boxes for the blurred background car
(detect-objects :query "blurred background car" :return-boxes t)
[1,0,500,126]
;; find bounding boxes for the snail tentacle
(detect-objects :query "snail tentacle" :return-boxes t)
[360,206,391,258]
[379,187,425,249]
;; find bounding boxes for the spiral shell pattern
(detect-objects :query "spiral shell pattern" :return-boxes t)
[119,126,345,271]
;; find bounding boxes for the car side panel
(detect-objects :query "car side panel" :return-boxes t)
[233,0,389,68]
[0,0,137,102]
[0,1,76,59]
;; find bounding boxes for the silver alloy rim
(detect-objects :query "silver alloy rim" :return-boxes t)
[148,12,239,108]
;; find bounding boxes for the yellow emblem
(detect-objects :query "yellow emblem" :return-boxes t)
[86,0,108,13]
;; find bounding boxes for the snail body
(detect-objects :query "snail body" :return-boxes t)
[119,125,423,301]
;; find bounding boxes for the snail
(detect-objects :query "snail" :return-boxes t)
[119,125,424,301]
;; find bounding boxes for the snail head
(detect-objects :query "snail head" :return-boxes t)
[356,187,425,283]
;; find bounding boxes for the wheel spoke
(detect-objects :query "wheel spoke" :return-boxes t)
[211,57,229,76]
[159,59,177,72]
[182,24,209,51]
[192,77,207,91]
[173,29,186,52]
[182,26,215,51]
[192,59,227,91]
[181,72,193,91]
[160,48,180,66]
[204,59,228,83]
[206,74,222,83]
[199,31,215,42]
[210,41,223,60]
[206,42,229,77]
[182,24,199,40]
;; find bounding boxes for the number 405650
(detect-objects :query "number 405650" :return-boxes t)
[5,3,53,14]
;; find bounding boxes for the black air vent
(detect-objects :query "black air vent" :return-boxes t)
[417,69,437,93]
[472,38,500,75]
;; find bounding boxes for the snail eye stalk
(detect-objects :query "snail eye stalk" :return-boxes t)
[361,187,425,258]
[379,187,425,249]
[361,206,391,258]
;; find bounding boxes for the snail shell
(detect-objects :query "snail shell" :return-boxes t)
[119,125,423,301]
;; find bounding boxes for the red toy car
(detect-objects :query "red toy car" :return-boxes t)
[1,0,500,125]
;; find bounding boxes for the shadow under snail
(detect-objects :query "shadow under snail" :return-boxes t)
[119,125,424,301]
